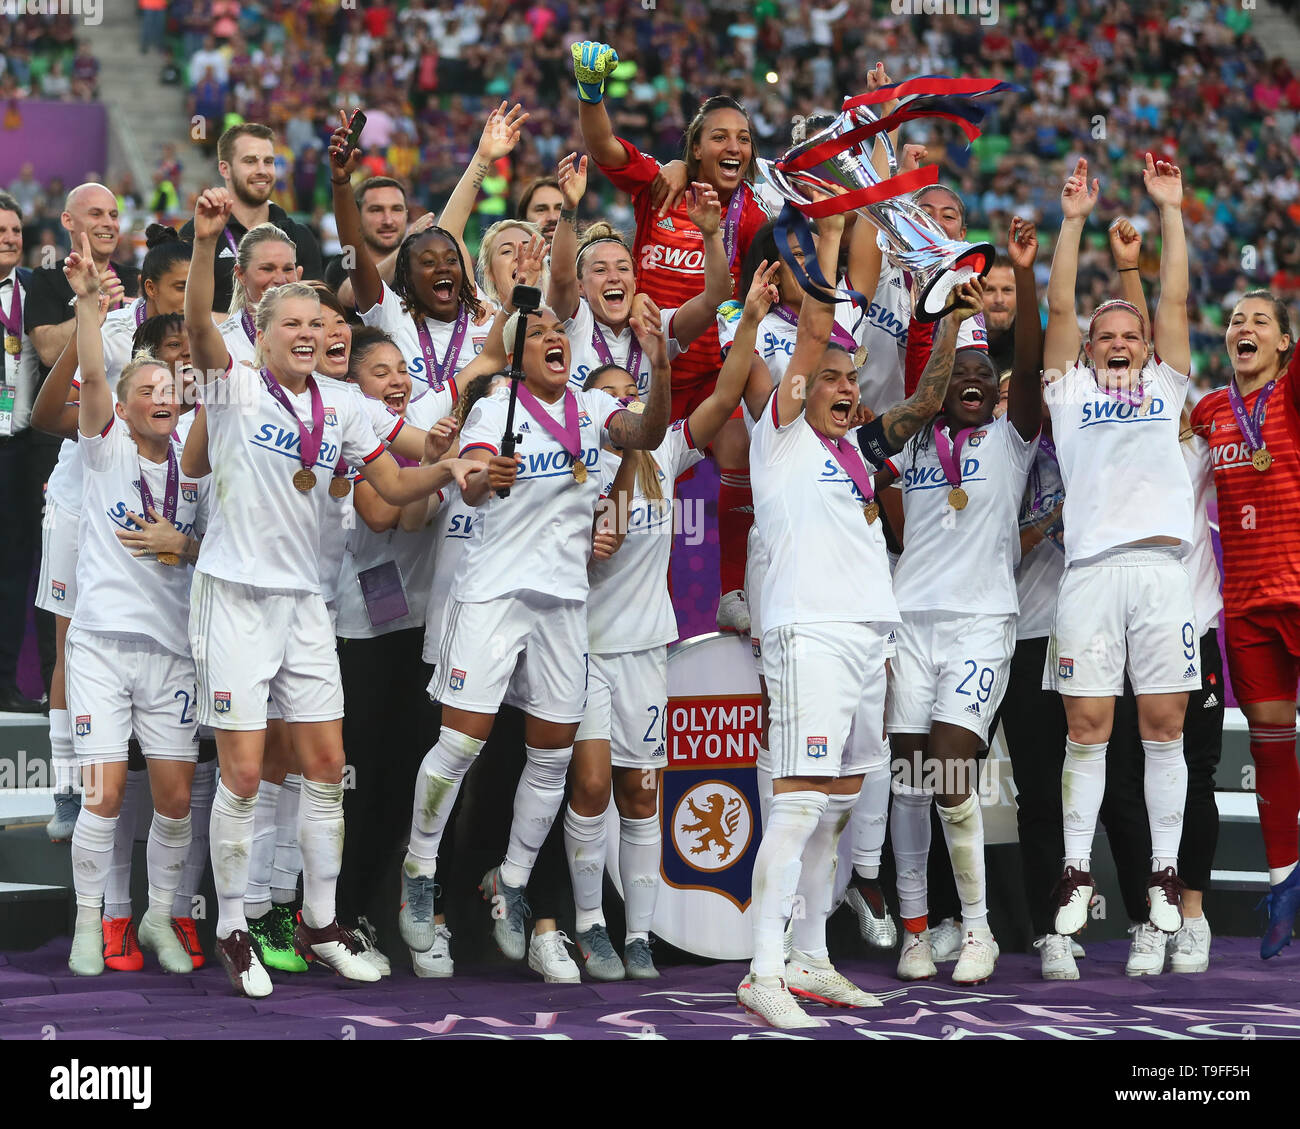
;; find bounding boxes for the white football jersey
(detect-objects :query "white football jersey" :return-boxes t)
[454,385,625,603]
[856,262,910,414]
[563,299,681,395]
[886,414,1038,615]
[359,281,492,402]
[47,305,148,515]
[587,418,704,653]
[717,301,798,384]
[1013,440,1065,640]
[218,308,258,372]
[1048,357,1193,565]
[420,490,476,665]
[750,398,900,633]
[74,421,207,656]
[1181,427,1223,635]
[195,360,389,592]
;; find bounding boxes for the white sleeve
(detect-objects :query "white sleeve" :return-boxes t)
[662,418,705,478]
[562,298,594,344]
[459,397,502,456]
[359,280,405,331]
[661,304,684,363]
[1153,357,1191,397]
[716,300,744,353]
[79,415,128,472]
[337,392,388,469]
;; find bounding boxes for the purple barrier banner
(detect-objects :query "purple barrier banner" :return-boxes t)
[0,100,108,186]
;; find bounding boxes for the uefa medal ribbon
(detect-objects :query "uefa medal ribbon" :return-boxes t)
[818,429,879,523]
[137,442,182,564]
[415,304,468,389]
[516,385,587,483]
[1227,377,1275,472]
[591,320,642,384]
[260,369,326,491]
[934,418,975,511]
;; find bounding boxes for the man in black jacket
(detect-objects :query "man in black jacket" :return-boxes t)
[179,123,323,314]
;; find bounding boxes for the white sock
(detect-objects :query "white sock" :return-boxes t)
[210,779,257,939]
[750,790,826,978]
[49,709,78,793]
[1271,862,1298,886]
[792,791,857,961]
[851,768,890,875]
[1142,737,1186,872]
[891,784,931,922]
[619,813,660,941]
[1062,739,1107,869]
[243,779,280,919]
[173,759,216,918]
[271,773,302,904]
[146,812,191,916]
[105,768,148,920]
[755,760,774,831]
[937,793,987,933]
[405,728,484,874]
[502,744,571,889]
[70,808,117,910]
[298,778,344,930]
[564,804,608,932]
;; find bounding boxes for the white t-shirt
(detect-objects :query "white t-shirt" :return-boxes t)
[885,414,1039,615]
[195,361,390,593]
[454,385,625,603]
[332,390,443,632]
[1181,428,1223,635]
[750,398,900,633]
[359,281,492,403]
[218,308,258,372]
[717,301,797,385]
[75,421,207,656]
[563,298,681,395]
[1013,439,1066,640]
[420,490,475,665]
[855,263,910,414]
[47,304,149,515]
[587,418,704,653]
[1048,357,1193,565]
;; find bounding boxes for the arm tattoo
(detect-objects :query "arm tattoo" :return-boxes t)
[471,160,490,189]
[880,323,956,450]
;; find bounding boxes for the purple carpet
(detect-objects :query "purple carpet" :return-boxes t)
[2,938,1297,1040]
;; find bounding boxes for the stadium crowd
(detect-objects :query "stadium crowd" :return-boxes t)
[0,1,1298,1030]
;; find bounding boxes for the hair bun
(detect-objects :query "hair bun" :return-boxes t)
[145,223,180,249]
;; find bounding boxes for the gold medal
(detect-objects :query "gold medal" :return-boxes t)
[156,551,181,567]
[947,486,968,511]
[627,400,646,414]
[1253,448,1273,472]
[292,467,317,492]
[572,459,588,484]
[863,501,880,524]
[329,476,352,498]
[4,334,19,356]
[854,345,868,368]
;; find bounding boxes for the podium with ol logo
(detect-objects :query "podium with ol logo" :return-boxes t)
[607,633,764,960]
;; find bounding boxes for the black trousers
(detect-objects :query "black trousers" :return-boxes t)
[1100,627,1223,918]
[335,628,445,925]
[0,430,58,692]
[995,634,1072,936]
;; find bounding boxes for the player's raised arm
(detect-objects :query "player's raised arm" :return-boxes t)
[1144,153,1191,376]
[669,183,735,348]
[547,152,588,322]
[778,209,844,426]
[607,311,671,451]
[1108,217,1150,329]
[1044,158,1096,382]
[330,112,382,315]
[572,41,627,168]
[1006,217,1044,441]
[65,234,110,439]
[184,188,235,380]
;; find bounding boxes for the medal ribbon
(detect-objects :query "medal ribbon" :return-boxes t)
[260,369,326,472]
[721,183,747,268]
[133,297,148,327]
[934,418,975,490]
[415,304,468,387]
[241,307,256,344]
[137,442,180,524]
[0,277,22,338]
[1227,377,1274,454]
[817,430,876,506]
[516,385,582,459]
[591,320,642,381]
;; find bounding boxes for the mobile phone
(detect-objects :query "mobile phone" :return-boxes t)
[343,110,367,160]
